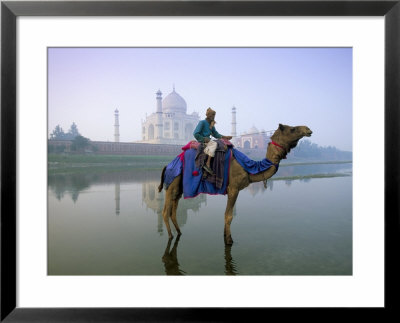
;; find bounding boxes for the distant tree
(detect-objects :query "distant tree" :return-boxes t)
[66,122,80,140]
[292,140,352,161]
[50,122,81,140]
[293,140,321,158]
[71,135,90,152]
[50,125,66,140]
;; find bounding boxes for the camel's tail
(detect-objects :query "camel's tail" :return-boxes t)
[158,166,167,192]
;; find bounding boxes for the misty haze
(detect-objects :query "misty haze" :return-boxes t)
[48,47,352,275]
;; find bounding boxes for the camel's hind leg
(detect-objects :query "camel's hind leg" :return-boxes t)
[162,197,174,240]
[171,196,182,236]
[224,188,239,245]
[162,176,182,240]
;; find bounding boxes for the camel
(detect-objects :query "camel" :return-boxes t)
[158,124,312,245]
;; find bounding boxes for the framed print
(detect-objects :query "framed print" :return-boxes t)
[1,0,399,321]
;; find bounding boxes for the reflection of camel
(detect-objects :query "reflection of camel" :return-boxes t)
[158,124,312,245]
[161,236,238,275]
[224,245,238,275]
[162,236,185,275]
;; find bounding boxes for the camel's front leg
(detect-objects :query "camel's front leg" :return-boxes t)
[162,176,182,240]
[224,188,239,245]
[162,198,174,240]
[171,196,182,236]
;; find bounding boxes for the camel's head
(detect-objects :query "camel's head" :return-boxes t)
[271,124,312,152]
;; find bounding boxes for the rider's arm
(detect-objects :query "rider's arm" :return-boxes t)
[211,126,222,139]
[193,121,206,142]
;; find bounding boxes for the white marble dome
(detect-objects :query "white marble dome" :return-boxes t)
[162,88,187,114]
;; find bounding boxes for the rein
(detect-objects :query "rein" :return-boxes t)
[270,141,287,159]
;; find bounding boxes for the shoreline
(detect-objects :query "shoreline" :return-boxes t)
[48,154,352,177]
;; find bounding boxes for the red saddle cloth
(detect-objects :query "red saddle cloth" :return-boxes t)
[178,139,233,159]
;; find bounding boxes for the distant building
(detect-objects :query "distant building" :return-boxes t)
[139,87,200,145]
[234,126,271,149]
[228,107,271,149]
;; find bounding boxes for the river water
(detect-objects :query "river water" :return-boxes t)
[48,162,352,275]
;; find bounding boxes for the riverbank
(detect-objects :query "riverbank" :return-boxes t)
[48,153,352,176]
[48,154,174,174]
[48,154,174,164]
[49,154,352,165]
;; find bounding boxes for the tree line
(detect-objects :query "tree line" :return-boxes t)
[291,140,352,160]
[49,122,91,153]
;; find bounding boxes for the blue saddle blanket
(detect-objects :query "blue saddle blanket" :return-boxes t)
[163,147,278,199]
[182,148,232,199]
[231,149,278,174]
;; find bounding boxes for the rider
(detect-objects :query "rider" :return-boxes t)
[193,108,232,175]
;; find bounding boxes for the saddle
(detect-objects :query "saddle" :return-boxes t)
[194,139,232,189]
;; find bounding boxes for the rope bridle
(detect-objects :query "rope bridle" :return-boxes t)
[270,141,287,159]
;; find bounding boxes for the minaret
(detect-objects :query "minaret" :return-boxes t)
[231,106,237,139]
[156,90,163,140]
[114,109,120,142]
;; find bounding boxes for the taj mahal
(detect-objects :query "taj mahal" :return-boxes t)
[139,87,200,145]
[49,87,273,156]
[111,86,273,149]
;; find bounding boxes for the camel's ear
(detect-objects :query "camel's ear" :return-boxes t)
[279,123,285,131]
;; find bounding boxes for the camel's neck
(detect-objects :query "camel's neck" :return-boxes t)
[268,132,293,163]
[266,141,287,165]
[248,142,286,184]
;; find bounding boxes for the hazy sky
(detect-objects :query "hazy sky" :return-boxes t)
[48,47,352,151]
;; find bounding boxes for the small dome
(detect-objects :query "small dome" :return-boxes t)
[249,126,258,134]
[162,88,187,114]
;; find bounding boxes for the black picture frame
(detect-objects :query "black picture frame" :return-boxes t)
[1,0,399,321]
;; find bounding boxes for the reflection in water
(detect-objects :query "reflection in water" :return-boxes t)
[48,170,207,235]
[48,169,162,203]
[278,162,352,178]
[48,163,351,233]
[48,162,351,203]
[224,245,238,275]
[160,236,238,276]
[48,173,91,202]
[115,181,120,216]
[162,236,186,275]
[48,164,352,275]
[142,181,207,236]
[247,180,274,196]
